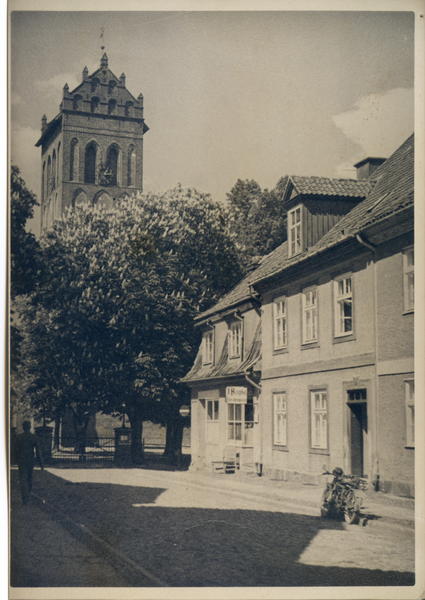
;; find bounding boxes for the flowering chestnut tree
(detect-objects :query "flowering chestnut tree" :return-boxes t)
[16,186,242,462]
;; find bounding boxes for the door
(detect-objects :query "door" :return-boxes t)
[347,390,367,477]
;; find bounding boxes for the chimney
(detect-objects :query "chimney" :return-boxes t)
[354,157,386,180]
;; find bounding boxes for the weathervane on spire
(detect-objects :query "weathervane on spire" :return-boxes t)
[100,27,105,53]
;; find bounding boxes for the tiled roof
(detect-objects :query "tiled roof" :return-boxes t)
[312,134,414,252]
[250,134,414,285]
[290,176,369,198]
[196,134,413,318]
[181,321,262,383]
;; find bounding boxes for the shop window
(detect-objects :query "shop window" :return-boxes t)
[273,393,287,446]
[334,275,353,336]
[310,390,328,450]
[228,401,253,446]
[403,247,414,311]
[405,380,415,448]
[273,296,287,350]
[302,287,317,344]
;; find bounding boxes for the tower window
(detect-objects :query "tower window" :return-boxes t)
[91,78,100,93]
[108,99,117,115]
[73,95,82,111]
[84,144,97,184]
[108,80,117,94]
[91,97,100,113]
[128,146,136,186]
[125,101,133,117]
[106,146,119,186]
[70,138,79,182]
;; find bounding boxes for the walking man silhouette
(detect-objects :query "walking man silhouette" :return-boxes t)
[16,421,44,504]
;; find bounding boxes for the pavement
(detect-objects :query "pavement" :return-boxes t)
[9,457,416,591]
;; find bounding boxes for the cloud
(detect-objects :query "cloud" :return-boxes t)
[332,88,414,178]
[35,72,81,95]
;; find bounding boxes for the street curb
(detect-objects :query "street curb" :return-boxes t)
[31,492,169,587]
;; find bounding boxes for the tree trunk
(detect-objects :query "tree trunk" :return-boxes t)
[53,409,61,450]
[164,418,184,466]
[129,412,144,464]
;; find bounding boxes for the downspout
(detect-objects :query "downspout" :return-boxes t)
[356,233,380,490]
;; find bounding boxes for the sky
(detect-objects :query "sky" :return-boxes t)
[10,9,415,236]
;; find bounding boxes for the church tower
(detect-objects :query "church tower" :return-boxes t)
[35,53,149,231]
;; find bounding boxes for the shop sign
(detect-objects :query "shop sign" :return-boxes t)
[226,386,248,403]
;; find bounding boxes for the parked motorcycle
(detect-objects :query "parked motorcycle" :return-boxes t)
[320,466,368,524]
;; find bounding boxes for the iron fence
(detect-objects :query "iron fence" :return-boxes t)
[51,437,115,462]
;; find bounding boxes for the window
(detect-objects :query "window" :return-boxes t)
[288,205,302,257]
[128,146,136,186]
[70,138,79,182]
[228,402,253,445]
[108,99,117,115]
[73,94,82,111]
[91,97,100,113]
[335,275,353,336]
[302,288,317,344]
[108,80,117,95]
[203,331,214,365]
[229,322,242,358]
[273,393,287,446]
[106,146,119,186]
[84,144,97,184]
[403,248,414,311]
[125,101,133,117]
[207,400,219,422]
[405,380,414,447]
[273,297,287,350]
[310,390,328,450]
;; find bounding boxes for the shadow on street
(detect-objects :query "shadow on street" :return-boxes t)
[10,469,415,588]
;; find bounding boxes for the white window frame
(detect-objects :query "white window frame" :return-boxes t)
[206,399,219,422]
[288,205,302,257]
[334,274,353,337]
[310,390,328,450]
[273,297,287,350]
[403,247,414,312]
[273,393,287,446]
[302,287,318,344]
[229,321,242,358]
[203,330,214,365]
[227,401,254,446]
[405,380,414,448]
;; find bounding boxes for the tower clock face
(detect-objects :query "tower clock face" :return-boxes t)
[36,53,148,231]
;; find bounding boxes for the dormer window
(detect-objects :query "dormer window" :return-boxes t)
[203,330,214,365]
[288,205,302,257]
[229,321,242,358]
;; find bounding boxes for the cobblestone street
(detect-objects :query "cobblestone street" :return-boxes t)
[10,463,415,592]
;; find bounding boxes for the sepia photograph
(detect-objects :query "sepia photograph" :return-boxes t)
[7,1,424,599]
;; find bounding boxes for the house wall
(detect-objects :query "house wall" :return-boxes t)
[374,232,414,496]
[260,366,375,483]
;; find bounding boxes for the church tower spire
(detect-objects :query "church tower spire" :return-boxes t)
[35,54,149,232]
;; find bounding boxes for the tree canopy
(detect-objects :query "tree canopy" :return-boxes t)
[10,166,40,298]
[227,176,288,267]
[15,186,243,460]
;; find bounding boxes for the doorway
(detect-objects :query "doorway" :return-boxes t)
[347,390,367,477]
